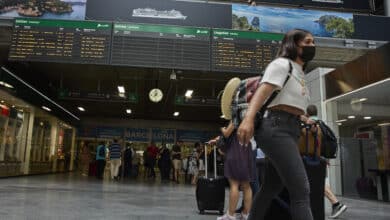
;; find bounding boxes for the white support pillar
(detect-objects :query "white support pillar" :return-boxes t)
[318,67,343,196]
[69,128,76,171]
[50,118,58,172]
[18,112,30,173]
[325,101,343,196]
[23,110,35,174]
[0,117,9,161]
[385,0,390,17]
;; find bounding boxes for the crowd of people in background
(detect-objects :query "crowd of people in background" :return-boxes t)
[78,139,224,184]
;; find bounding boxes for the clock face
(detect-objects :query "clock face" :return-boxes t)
[149,88,163,103]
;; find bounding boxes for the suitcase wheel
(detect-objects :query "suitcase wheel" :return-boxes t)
[219,210,224,215]
[199,210,205,215]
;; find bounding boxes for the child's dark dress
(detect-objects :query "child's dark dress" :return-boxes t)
[224,131,254,181]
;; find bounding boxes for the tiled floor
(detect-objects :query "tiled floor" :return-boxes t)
[0,173,389,220]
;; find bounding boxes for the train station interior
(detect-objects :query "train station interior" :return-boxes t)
[0,0,389,219]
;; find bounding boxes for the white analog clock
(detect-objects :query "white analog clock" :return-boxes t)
[149,88,163,103]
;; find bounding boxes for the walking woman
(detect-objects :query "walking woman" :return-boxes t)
[237,29,316,220]
[215,121,254,220]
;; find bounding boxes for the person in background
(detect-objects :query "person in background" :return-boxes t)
[131,147,140,178]
[124,142,133,178]
[198,142,206,176]
[146,141,159,178]
[171,141,183,183]
[158,143,171,182]
[188,143,200,185]
[109,139,122,181]
[214,121,254,220]
[306,104,347,219]
[80,142,91,177]
[95,141,106,179]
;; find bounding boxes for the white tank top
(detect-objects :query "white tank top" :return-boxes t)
[260,57,310,112]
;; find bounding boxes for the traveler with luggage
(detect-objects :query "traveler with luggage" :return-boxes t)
[215,121,254,220]
[95,141,107,179]
[306,104,347,219]
[237,29,316,220]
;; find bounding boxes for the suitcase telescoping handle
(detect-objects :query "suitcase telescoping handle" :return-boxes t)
[204,143,217,179]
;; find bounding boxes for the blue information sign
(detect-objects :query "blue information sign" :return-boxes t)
[77,126,98,137]
[125,128,150,142]
[177,130,219,143]
[97,127,124,138]
[152,128,175,143]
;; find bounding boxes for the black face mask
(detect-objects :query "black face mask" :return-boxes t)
[299,46,316,63]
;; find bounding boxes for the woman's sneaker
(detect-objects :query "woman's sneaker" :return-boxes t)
[240,212,249,220]
[217,213,236,220]
[329,202,347,219]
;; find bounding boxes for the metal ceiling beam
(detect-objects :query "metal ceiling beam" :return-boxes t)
[0,18,13,27]
[315,36,387,49]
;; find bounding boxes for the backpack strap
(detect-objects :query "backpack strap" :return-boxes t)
[313,125,319,158]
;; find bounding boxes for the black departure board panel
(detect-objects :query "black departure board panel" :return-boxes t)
[9,18,112,64]
[212,29,283,74]
[111,23,211,71]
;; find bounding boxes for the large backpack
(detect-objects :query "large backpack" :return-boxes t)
[317,120,338,159]
[231,61,292,127]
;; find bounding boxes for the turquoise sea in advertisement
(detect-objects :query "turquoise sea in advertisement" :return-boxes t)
[0,1,86,20]
[232,4,354,38]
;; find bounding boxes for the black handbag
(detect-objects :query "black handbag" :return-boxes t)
[216,135,226,151]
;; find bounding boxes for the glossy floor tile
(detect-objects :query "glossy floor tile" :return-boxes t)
[0,173,389,219]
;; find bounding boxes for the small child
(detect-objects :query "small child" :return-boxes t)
[212,121,254,220]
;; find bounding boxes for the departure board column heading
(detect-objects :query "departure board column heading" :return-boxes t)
[9,18,112,65]
[113,23,210,36]
[212,29,284,40]
[111,23,211,71]
[212,29,284,74]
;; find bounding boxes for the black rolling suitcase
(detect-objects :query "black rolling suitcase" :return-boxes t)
[196,144,225,215]
[265,125,326,220]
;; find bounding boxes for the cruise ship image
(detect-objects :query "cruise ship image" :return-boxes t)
[132,8,187,20]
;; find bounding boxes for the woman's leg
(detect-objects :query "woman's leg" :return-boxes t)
[110,161,115,179]
[325,185,338,204]
[241,181,252,215]
[228,179,240,216]
[249,159,284,220]
[249,135,312,220]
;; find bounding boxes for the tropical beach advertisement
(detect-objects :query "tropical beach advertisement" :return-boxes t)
[0,0,86,20]
[232,4,354,38]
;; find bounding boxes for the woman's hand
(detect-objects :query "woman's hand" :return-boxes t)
[236,82,276,146]
[207,138,218,145]
[237,117,254,146]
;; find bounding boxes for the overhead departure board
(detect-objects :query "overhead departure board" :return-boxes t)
[9,19,112,64]
[111,23,211,71]
[212,29,283,74]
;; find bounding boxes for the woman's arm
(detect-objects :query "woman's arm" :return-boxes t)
[300,115,317,132]
[221,121,234,138]
[237,82,276,145]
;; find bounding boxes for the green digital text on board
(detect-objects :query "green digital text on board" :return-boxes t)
[14,18,112,30]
